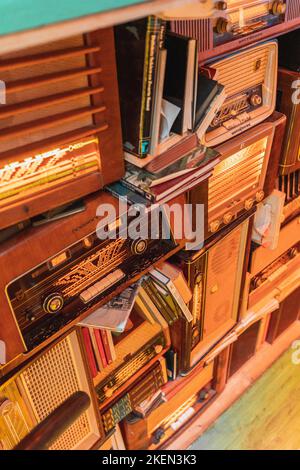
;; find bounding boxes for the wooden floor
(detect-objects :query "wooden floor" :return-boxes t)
[190,345,300,450]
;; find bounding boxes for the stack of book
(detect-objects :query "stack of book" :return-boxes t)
[114,15,226,160]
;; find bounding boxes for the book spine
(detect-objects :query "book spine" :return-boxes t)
[167,280,193,323]
[121,178,154,201]
[100,329,113,365]
[144,279,176,325]
[139,16,163,157]
[94,328,108,369]
[106,331,117,362]
[88,327,103,372]
[82,328,98,378]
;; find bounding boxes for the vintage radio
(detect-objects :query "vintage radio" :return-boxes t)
[168,1,300,63]
[248,215,300,309]
[97,425,125,450]
[0,28,124,230]
[277,68,300,175]
[0,329,103,450]
[277,171,300,224]
[94,309,170,405]
[201,42,277,147]
[189,112,285,241]
[173,214,252,374]
[267,287,300,343]
[119,347,231,450]
[101,357,168,435]
[0,191,183,374]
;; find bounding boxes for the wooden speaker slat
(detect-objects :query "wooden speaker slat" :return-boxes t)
[0,46,101,72]
[0,124,108,165]
[6,66,102,94]
[0,105,106,141]
[0,86,104,120]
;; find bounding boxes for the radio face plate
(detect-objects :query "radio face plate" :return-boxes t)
[203,41,277,147]
[6,213,176,352]
[212,1,285,48]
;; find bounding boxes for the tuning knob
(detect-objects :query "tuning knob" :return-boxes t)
[210,220,220,233]
[223,212,233,224]
[216,1,227,10]
[42,292,64,314]
[244,199,254,210]
[130,238,148,255]
[152,428,165,445]
[272,1,286,15]
[250,94,262,106]
[256,191,265,202]
[198,389,210,402]
[154,344,163,354]
[103,386,114,398]
[215,18,232,34]
[289,247,298,259]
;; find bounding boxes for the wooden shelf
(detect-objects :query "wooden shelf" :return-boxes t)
[0,0,200,55]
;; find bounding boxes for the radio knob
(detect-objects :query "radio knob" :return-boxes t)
[130,238,148,255]
[42,293,64,314]
[152,428,165,445]
[250,94,262,106]
[244,199,254,210]
[223,212,233,224]
[256,191,265,202]
[289,247,298,259]
[154,344,163,354]
[26,312,36,322]
[198,389,210,402]
[272,1,286,15]
[215,18,232,34]
[210,220,220,233]
[216,1,227,10]
[103,387,114,398]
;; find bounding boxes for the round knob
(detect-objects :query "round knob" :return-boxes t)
[42,292,64,314]
[272,1,286,15]
[250,94,262,106]
[289,247,298,259]
[223,212,233,224]
[256,191,265,202]
[198,389,210,402]
[130,238,148,255]
[252,277,263,289]
[152,428,165,445]
[154,344,163,354]
[244,199,254,210]
[215,18,232,34]
[210,220,220,233]
[216,1,227,10]
[26,312,36,322]
[103,387,114,398]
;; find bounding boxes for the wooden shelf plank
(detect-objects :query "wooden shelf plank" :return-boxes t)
[0,0,199,55]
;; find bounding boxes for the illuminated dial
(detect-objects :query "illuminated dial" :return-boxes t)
[42,293,64,314]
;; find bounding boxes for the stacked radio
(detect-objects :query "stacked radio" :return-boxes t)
[0,2,300,452]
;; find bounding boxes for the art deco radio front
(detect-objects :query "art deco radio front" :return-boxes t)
[201,41,277,147]
[0,191,182,374]
[0,330,103,450]
[168,0,300,62]
[174,214,252,373]
[0,27,124,230]
[190,112,285,240]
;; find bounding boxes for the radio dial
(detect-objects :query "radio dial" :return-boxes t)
[210,220,220,233]
[223,213,233,224]
[42,293,64,314]
[256,191,265,202]
[272,2,286,15]
[215,18,232,34]
[130,238,148,255]
[250,94,262,106]
[216,1,227,10]
[244,199,254,210]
